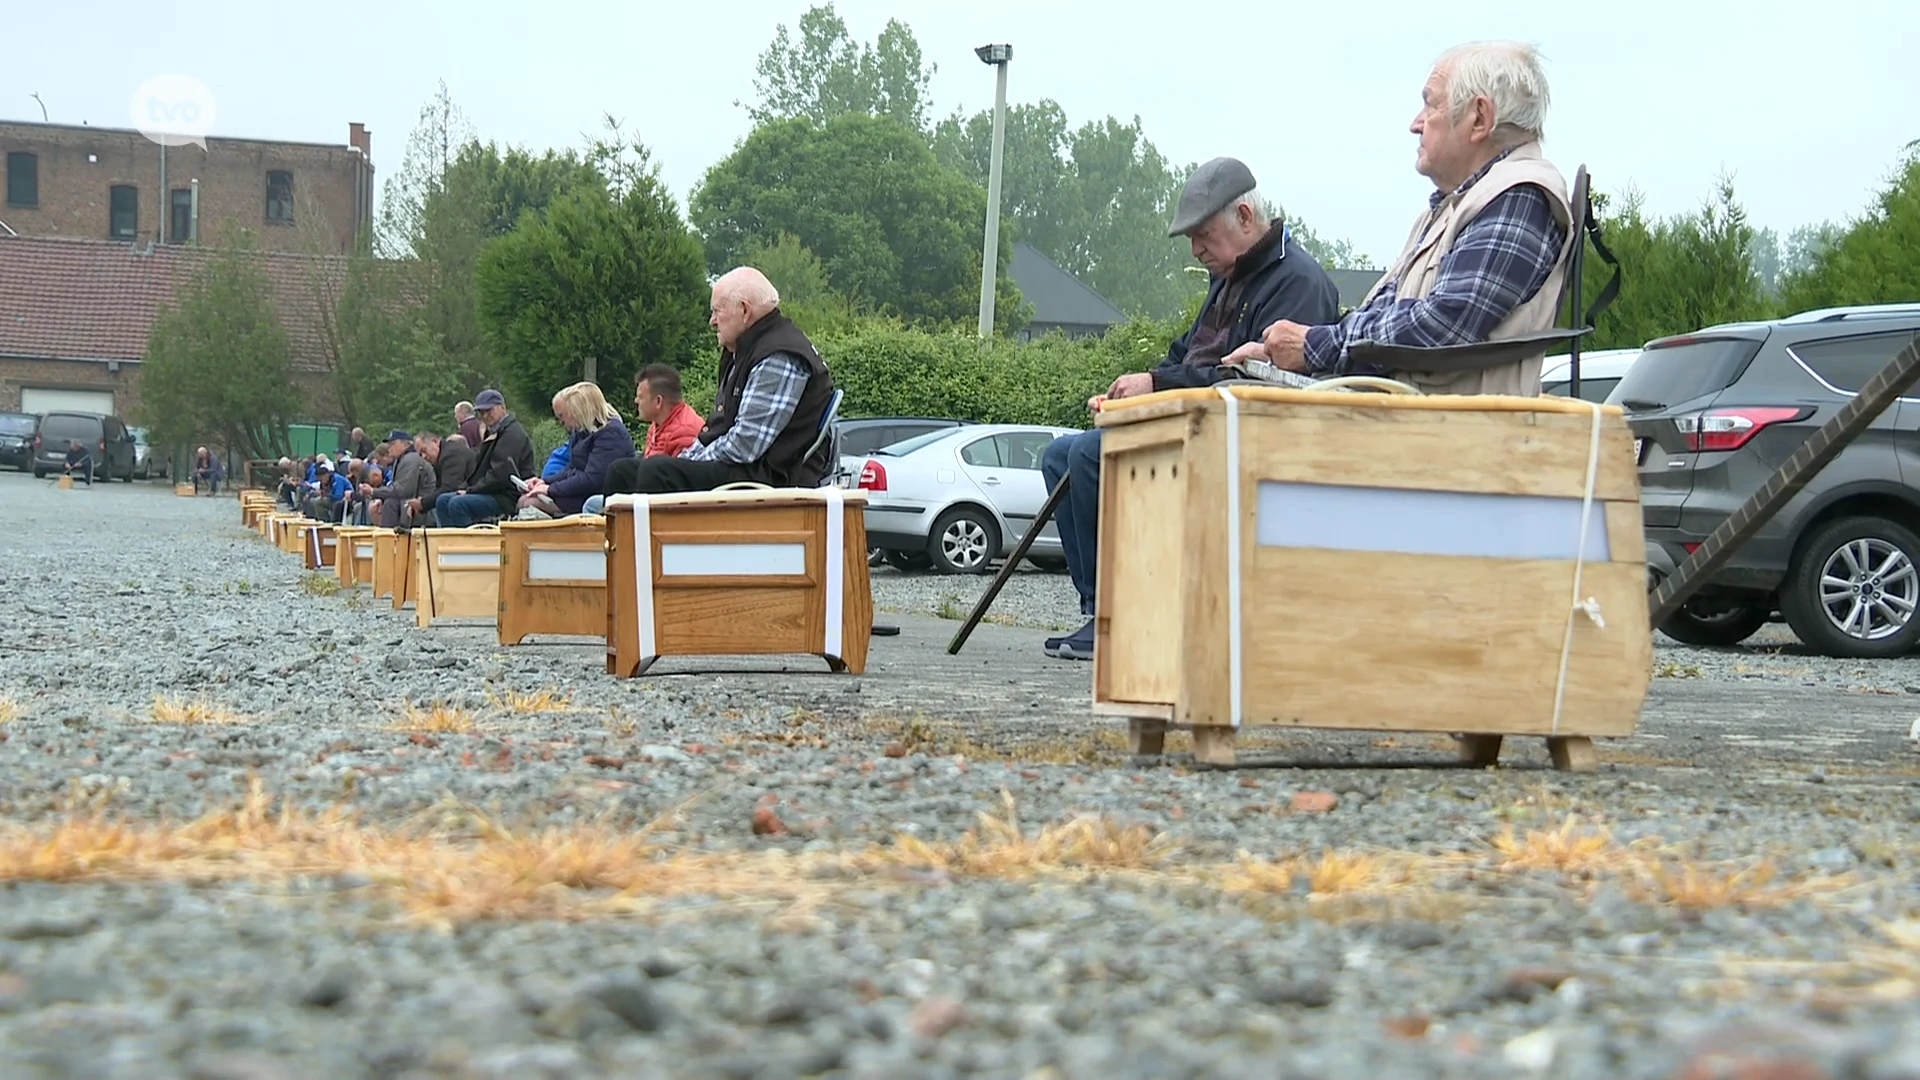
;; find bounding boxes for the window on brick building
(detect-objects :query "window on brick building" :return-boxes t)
[5,152,35,206]
[266,170,293,224]
[109,185,138,240]
[170,189,193,244]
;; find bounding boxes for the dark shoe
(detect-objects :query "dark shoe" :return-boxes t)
[1045,618,1095,660]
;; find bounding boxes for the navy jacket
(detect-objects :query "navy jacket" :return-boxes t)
[545,418,637,514]
[1150,225,1345,391]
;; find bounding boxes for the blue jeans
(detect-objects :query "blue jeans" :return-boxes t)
[581,494,606,515]
[1041,428,1102,616]
[435,492,504,529]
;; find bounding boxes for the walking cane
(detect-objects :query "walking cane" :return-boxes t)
[946,474,1071,655]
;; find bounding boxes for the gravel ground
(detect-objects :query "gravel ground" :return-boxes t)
[2,473,1918,1080]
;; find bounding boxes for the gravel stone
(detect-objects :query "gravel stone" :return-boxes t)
[1,478,1917,1079]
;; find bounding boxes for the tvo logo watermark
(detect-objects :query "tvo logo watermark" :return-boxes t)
[129,74,216,149]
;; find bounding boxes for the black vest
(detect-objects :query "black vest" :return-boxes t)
[699,310,835,487]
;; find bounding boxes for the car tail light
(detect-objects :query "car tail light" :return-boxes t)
[857,459,887,491]
[1675,407,1807,452]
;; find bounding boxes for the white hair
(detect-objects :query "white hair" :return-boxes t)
[714,266,781,313]
[1209,186,1271,231]
[1436,40,1551,146]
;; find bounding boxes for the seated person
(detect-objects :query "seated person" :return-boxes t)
[62,440,94,485]
[540,443,570,482]
[580,364,704,514]
[302,457,352,522]
[600,267,836,498]
[522,381,635,517]
[434,389,536,528]
[1039,157,1344,661]
[274,457,303,508]
[191,446,224,495]
[361,430,436,529]
[1248,41,1573,398]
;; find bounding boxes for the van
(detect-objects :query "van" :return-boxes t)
[32,411,137,481]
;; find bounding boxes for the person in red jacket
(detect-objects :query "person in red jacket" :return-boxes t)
[634,364,704,458]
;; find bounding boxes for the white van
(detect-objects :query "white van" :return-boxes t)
[1541,348,1641,402]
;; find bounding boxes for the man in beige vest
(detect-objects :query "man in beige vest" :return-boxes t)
[1245,40,1574,396]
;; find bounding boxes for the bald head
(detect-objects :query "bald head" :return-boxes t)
[710,266,783,350]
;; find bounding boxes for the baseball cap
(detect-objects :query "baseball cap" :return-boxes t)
[474,389,506,409]
[385,429,411,443]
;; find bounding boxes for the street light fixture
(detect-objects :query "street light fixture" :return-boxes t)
[974,43,1012,338]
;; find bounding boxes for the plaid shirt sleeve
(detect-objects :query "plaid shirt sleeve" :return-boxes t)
[1303,184,1566,374]
[679,354,808,465]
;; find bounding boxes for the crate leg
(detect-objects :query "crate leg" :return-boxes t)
[1457,734,1504,768]
[1191,727,1237,767]
[825,655,847,674]
[1546,736,1597,773]
[1127,718,1166,756]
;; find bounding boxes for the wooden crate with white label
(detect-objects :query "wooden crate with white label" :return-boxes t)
[1091,385,1651,771]
[370,530,410,601]
[334,527,379,587]
[301,523,339,571]
[414,527,503,628]
[497,516,607,646]
[603,489,872,676]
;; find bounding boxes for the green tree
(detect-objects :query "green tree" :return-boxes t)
[745,3,935,132]
[332,257,467,436]
[691,113,1026,332]
[1778,150,1920,313]
[475,135,711,411]
[740,231,861,336]
[1572,178,1769,351]
[138,239,302,460]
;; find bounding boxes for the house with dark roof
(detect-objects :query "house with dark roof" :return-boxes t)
[1008,243,1128,341]
[1327,268,1386,311]
[0,233,346,420]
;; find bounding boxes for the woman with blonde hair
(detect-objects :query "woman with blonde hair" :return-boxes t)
[521,381,636,516]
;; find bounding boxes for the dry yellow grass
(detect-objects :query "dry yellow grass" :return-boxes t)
[865,791,1177,877]
[0,697,17,725]
[393,702,478,734]
[485,686,581,714]
[147,695,247,725]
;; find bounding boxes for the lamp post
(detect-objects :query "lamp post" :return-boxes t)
[974,43,1012,339]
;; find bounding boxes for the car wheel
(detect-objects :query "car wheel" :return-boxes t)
[1027,555,1068,572]
[1658,599,1771,647]
[927,507,999,575]
[32,469,44,479]
[884,550,933,573]
[1781,515,1920,659]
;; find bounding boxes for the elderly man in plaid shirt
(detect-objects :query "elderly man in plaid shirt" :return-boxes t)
[601,267,838,496]
[1242,39,1575,398]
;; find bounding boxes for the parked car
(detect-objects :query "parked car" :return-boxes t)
[0,412,36,471]
[129,426,164,480]
[849,424,1080,574]
[32,411,137,482]
[1615,303,1920,658]
[1541,347,1641,402]
[830,416,973,487]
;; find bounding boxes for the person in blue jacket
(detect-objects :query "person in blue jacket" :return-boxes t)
[541,443,571,482]
[521,381,636,516]
[301,457,353,522]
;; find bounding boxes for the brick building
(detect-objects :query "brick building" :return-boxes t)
[1,120,373,254]
[0,235,345,423]
[0,118,369,430]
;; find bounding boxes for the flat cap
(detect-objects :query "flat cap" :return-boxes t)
[1167,157,1258,237]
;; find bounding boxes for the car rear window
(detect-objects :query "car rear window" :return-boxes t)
[0,414,34,435]
[1607,337,1762,411]
[39,415,101,442]
[1544,377,1621,403]
[874,430,954,456]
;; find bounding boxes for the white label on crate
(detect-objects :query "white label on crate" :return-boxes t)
[354,544,374,558]
[526,548,604,581]
[437,551,500,569]
[659,543,806,577]
[1254,482,1612,562]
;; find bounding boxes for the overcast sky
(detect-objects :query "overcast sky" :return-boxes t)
[9,0,1915,266]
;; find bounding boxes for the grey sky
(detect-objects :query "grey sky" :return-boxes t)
[10,0,1915,266]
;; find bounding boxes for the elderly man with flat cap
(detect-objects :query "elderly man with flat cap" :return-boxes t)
[1037,157,1342,662]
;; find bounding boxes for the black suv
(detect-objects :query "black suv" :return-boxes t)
[0,412,35,471]
[1615,304,1920,658]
